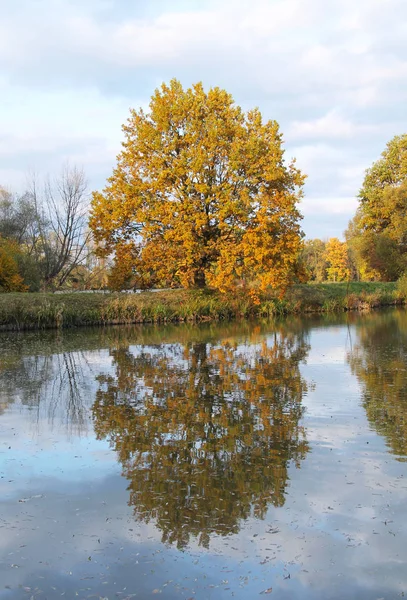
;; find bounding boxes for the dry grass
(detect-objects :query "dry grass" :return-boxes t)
[0,282,403,331]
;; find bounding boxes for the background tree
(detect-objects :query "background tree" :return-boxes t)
[347,134,407,280]
[107,241,139,291]
[30,165,91,289]
[0,238,27,292]
[90,79,305,294]
[324,237,350,282]
[70,252,110,291]
[0,187,42,290]
[301,239,327,281]
[0,187,37,245]
[0,165,92,292]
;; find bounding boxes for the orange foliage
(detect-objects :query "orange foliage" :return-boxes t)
[325,238,350,282]
[0,238,27,292]
[90,79,305,294]
[93,325,310,548]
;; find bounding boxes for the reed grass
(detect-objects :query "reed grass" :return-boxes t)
[0,281,404,331]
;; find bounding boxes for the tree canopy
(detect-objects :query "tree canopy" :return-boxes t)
[325,237,350,282]
[358,134,407,232]
[90,79,305,293]
[0,237,27,292]
[347,134,407,281]
[301,238,327,282]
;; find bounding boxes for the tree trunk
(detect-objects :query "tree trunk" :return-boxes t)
[193,270,206,288]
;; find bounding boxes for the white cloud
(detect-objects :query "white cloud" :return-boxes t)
[0,0,406,237]
[302,197,358,217]
[288,111,378,140]
[0,82,136,191]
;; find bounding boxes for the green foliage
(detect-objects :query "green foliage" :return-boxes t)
[0,187,37,244]
[348,230,406,282]
[301,239,327,282]
[15,252,42,292]
[371,234,406,280]
[347,133,407,280]
[396,273,407,299]
[358,134,407,232]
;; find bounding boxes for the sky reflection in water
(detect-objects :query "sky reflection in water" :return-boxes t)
[0,312,407,599]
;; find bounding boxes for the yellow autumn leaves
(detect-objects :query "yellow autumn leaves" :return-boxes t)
[90,79,305,293]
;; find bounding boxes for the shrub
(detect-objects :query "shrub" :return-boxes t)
[397,273,407,299]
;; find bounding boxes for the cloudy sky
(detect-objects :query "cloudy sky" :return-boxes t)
[0,0,406,238]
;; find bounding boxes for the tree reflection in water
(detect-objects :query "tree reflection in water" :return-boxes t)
[93,325,310,548]
[0,338,93,436]
[348,310,407,461]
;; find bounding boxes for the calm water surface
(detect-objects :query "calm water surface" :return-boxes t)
[0,310,406,599]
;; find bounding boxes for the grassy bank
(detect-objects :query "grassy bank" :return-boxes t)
[0,282,405,331]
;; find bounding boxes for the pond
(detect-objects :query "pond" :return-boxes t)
[0,310,406,599]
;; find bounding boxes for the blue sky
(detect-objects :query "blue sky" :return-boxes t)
[0,0,406,238]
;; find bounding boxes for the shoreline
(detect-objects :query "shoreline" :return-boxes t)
[0,282,404,332]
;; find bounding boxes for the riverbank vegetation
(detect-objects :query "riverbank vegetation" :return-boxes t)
[0,282,405,331]
[0,81,406,324]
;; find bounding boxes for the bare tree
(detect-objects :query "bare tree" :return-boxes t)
[30,165,91,289]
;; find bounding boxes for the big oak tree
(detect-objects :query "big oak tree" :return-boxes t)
[90,80,305,292]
